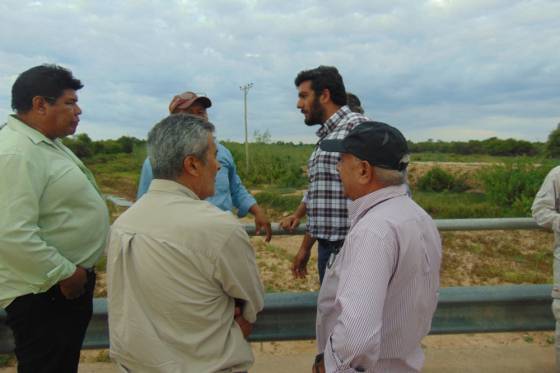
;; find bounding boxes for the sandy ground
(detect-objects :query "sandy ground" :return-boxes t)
[1,333,555,372]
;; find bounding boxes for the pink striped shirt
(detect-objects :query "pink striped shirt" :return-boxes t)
[316,184,442,372]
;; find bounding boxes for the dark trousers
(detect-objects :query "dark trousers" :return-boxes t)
[317,239,344,284]
[5,271,96,373]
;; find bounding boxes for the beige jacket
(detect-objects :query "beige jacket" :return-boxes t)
[532,166,560,298]
[106,179,264,373]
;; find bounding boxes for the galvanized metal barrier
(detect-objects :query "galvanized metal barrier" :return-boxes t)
[244,217,542,236]
[106,195,542,233]
[0,284,553,353]
[0,217,552,354]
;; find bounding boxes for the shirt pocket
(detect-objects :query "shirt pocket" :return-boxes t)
[308,150,339,180]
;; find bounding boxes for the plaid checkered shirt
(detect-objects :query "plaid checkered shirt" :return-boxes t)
[304,105,369,241]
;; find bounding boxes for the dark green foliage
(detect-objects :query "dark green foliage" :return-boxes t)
[62,133,94,158]
[546,124,560,158]
[417,167,469,192]
[254,192,303,215]
[63,134,146,159]
[478,160,555,216]
[223,141,312,188]
[62,132,559,221]
[413,192,505,218]
[116,136,136,153]
[409,137,541,157]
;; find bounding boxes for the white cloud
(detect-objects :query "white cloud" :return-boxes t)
[0,0,559,142]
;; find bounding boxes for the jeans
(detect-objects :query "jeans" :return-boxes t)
[317,239,344,284]
[6,271,96,373]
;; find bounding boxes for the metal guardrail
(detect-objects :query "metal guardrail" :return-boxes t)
[0,285,553,353]
[244,217,543,236]
[0,217,552,354]
[106,194,543,235]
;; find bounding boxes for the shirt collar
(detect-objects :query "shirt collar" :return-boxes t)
[148,179,200,201]
[316,105,351,139]
[348,184,408,227]
[7,114,57,146]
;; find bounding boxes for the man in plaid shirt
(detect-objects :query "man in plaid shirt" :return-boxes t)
[280,66,369,283]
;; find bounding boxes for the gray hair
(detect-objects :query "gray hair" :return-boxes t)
[147,113,215,180]
[375,167,406,186]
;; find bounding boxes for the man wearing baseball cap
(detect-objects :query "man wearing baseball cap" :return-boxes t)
[137,91,272,241]
[313,122,441,373]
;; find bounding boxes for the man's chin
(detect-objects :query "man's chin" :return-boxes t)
[304,119,321,127]
[61,127,78,138]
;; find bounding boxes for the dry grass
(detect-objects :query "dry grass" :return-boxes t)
[93,223,556,295]
[250,230,554,292]
[440,230,553,287]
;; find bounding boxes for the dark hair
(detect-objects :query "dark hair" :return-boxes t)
[11,64,84,113]
[346,92,364,114]
[294,65,347,106]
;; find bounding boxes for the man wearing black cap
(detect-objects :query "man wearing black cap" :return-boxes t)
[313,122,442,373]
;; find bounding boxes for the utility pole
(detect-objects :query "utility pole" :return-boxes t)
[240,83,253,171]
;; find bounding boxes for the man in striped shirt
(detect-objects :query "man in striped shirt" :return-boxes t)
[281,66,369,283]
[314,122,442,372]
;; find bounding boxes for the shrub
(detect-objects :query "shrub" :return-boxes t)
[546,124,560,158]
[254,192,303,217]
[226,141,311,188]
[478,160,555,216]
[413,191,504,218]
[417,167,469,192]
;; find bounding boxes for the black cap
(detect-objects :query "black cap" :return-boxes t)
[320,121,409,171]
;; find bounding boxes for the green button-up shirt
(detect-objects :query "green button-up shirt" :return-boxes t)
[0,115,109,308]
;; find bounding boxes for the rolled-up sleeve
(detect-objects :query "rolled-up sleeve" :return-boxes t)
[213,225,264,322]
[222,147,256,217]
[324,231,397,372]
[0,154,76,293]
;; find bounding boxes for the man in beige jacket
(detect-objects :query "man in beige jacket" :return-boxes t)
[532,165,560,371]
[106,113,264,372]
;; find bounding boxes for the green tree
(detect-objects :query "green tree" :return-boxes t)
[62,133,94,158]
[253,129,271,144]
[546,123,560,158]
[116,136,135,153]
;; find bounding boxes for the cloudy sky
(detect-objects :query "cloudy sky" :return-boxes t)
[1,0,559,143]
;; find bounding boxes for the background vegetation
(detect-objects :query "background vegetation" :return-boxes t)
[61,130,560,219]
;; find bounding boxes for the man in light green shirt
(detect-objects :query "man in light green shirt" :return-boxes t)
[0,64,109,373]
[107,114,264,372]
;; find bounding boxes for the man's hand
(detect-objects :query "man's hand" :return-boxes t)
[234,306,253,338]
[280,214,301,232]
[292,246,311,279]
[250,204,272,242]
[58,266,87,299]
[292,233,316,279]
[280,202,306,232]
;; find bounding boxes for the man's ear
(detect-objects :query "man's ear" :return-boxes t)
[359,160,373,184]
[32,96,49,115]
[319,88,331,105]
[183,155,200,176]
